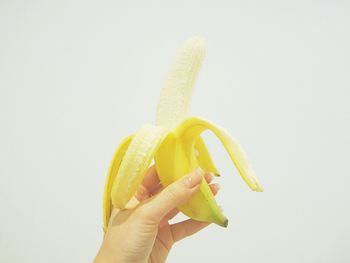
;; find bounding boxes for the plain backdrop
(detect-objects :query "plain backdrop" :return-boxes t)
[1,1,349,262]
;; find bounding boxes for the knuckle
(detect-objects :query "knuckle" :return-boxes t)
[166,184,186,200]
[166,186,179,201]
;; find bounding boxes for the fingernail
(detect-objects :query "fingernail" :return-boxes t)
[206,172,214,181]
[184,168,203,188]
[213,183,220,191]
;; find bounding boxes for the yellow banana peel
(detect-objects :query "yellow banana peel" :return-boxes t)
[103,37,263,233]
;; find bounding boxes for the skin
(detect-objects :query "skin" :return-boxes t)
[94,166,220,263]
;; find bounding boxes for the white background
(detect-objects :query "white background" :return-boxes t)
[1,1,349,262]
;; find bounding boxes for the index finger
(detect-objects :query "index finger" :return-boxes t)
[135,165,161,201]
[142,165,160,192]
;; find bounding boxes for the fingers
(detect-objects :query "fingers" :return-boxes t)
[136,168,217,201]
[135,165,160,201]
[209,183,220,195]
[150,171,215,198]
[204,172,214,184]
[162,182,220,224]
[134,185,149,202]
[170,219,210,242]
[142,165,160,191]
[138,168,203,223]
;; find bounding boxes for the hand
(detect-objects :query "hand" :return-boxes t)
[94,166,220,263]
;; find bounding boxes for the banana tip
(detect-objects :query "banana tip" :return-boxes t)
[256,185,264,192]
[217,218,229,228]
[185,36,207,48]
[223,219,229,228]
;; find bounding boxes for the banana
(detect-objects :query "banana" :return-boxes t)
[102,37,263,232]
[103,134,133,233]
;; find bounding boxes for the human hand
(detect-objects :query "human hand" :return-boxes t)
[94,166,220,263]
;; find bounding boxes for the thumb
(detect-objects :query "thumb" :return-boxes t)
[140,168,203,223]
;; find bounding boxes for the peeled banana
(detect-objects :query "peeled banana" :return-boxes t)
[103,37,263,233]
